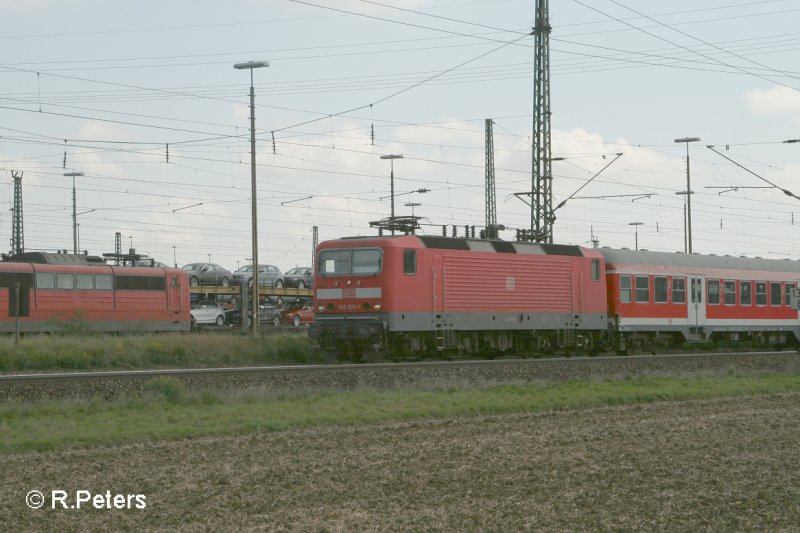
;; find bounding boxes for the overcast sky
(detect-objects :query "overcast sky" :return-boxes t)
[2,0,799,271]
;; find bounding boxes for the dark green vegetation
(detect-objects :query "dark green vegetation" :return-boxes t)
[2,374,799,453]
[0,332,317,372]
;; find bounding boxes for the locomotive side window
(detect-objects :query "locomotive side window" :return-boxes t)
[755,282,767,306]
[620,275,631,303]
[739,281,752,306]
[770,282,782,306]
[56,273,74,290]
[96,275,113,290]
[635,276,649,303]
[654,277,668,303]
[76,274,93,290]
[36,273,55,289]
[591,260,600,281]
[707,280,720,305]
[403,250,416,275]
[723,281,736,305]
[787,283,797,307]
[672,278,686,303]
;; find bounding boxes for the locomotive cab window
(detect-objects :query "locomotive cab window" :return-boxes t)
[403,249,416,275]
[319,248,383,276]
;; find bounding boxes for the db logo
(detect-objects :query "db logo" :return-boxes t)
[505,277,516,290]
[344,288,355,298]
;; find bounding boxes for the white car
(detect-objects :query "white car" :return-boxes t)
[190,300,226,326]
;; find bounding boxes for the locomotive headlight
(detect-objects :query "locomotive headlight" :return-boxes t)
[317,305,325,313]
[374,303,382,311]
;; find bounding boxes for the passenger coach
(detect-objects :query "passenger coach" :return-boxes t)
[600,248,800,351]
[0,252,191,333]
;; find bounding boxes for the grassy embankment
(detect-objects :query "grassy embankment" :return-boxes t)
[2,373,799,453]
[0,332,317,372]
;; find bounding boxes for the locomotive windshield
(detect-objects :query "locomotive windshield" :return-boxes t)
[319,248,382,276]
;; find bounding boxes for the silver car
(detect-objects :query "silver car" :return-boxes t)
[182,263,233,287]
[190,300,226,326]
[231,264,283,289]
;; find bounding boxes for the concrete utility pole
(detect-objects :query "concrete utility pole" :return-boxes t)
[674,137,701,254]
[64,171,84,254]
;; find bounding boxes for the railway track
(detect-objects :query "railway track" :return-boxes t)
[1,351,797,402]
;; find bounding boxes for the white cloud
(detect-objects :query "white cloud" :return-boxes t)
[744,86,800,118]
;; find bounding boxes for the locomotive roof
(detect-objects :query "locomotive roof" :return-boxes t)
[334,235,589,256]
[3,252,106,265]
[598,247,800,274]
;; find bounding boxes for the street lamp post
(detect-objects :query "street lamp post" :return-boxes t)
[63,171,84,254]
[674,137,701,253]
[234,60,269,334]
[628,222,643,250]
[380,154,403,234]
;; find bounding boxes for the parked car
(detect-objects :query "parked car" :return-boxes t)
[281,302,314,327]
[182,263,233,287]
[190,299,226,326]
[284,267,313,289]
[135,258,171,268]
[226,302,282,327]
[231,264,283,289]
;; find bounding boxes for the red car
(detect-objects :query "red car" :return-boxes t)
[282,302,314,327]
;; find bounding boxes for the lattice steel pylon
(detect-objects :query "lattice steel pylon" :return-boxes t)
[485,119,497,239]
[10,171,23,255]
[531,0,553,243]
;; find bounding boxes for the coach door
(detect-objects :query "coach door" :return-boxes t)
[688,276,706,336]
[170,274,182,322]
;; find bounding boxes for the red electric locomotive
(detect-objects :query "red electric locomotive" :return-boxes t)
[600,248,800,352]
[310,235,610,356]
[0,253,191,333]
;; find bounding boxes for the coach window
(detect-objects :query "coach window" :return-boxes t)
[787,283,797,307]
[739,281,752,306]
[95,274,113,290]
[654,277,668,304]
[770,282,782,306]
[707,280,720,305]
[403,249,416,275]
[672,278,686,304]
[635,276,650,303]
[723,281,736,305]
[755,282,767,306]
[591,260,600,282]
[36,272,55,289]
[620,275,631,303]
